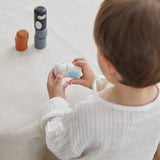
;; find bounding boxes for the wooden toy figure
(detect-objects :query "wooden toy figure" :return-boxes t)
[34,6,47,49]
[15,29,29,51]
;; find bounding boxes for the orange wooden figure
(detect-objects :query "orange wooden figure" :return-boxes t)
[15,29,29,51]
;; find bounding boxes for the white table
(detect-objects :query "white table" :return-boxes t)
[0,0,102,159]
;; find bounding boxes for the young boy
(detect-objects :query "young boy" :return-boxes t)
[40,0,160,159]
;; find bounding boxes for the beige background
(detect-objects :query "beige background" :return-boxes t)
[0,0,103,160]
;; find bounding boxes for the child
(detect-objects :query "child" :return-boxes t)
[40,0,160,159]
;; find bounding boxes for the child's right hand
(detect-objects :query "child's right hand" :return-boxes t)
[69,58,96,89]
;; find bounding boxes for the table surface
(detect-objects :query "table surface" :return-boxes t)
[0,0,103,160]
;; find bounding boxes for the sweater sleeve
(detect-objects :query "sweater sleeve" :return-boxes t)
[39,97,81,160]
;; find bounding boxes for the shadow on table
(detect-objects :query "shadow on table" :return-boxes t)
[7,45,42,56]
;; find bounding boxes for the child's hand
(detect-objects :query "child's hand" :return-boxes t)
[69,58,96,89]
[47,68,69,99]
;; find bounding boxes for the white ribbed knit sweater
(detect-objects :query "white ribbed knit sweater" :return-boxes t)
[40,77,160,160]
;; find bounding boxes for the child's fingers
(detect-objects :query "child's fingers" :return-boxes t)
[54,72,63,86]
[69,78,83,85]
[63,81,70,91]
[73,60,88,68]
[72,57,86,63]
[48,68,55,81]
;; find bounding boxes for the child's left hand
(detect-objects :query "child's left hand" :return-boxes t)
[47,68,70,99]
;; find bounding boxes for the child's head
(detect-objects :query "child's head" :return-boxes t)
[94,0,160,88]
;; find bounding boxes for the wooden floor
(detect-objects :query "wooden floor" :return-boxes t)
[154,144,160,160]
[43,148,59,160]
[43,144,160,160]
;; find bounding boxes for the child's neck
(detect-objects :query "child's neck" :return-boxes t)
[99,84,159,106]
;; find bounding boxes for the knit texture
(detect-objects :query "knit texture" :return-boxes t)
[40,78,160,160]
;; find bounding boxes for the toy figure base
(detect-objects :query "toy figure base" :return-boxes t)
[34,35,46,49]
[35,28,47,39]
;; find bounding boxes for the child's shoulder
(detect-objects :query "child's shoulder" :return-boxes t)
[74,82,160,113]
[74,94,101,112]
[70,95,102,122]
[77,94,99,105]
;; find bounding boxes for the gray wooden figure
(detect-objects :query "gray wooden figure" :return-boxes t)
[34,6,47,49]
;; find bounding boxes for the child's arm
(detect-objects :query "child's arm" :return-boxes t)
[40,68,84,160]
[69,58,108,91]
[154,143,160,160]
[40,61,107,159]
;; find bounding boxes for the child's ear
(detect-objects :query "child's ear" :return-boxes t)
[101,55,117,78]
